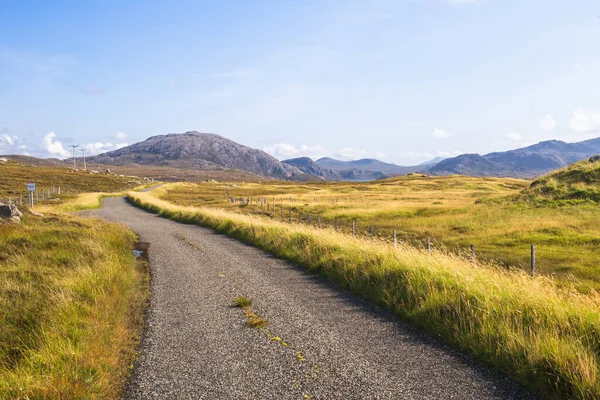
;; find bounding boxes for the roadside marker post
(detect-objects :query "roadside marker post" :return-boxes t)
[26,183,36,207]
[531,245,536,276]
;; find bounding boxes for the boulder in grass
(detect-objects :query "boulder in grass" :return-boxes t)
[0,204,23,219]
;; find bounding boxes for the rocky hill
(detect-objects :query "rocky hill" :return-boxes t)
[86,132,303,180]
[429,138,600,178]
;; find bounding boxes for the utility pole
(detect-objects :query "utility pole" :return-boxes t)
[80,147,87,170]
[69,144,79,169]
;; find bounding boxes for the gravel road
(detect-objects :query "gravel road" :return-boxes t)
[89,197,534,400]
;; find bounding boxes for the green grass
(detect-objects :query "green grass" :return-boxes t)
[522,157,600,205]
[129,188,600,399]
[0,213,149,399]
[233,296,253,308]
[233,296,268,328]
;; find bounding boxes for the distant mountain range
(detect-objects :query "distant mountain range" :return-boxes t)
[429,138,600,178]
[282,157,424,181]
[5,131,600,181]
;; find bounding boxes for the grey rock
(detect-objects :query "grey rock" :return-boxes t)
[0,204,22,219]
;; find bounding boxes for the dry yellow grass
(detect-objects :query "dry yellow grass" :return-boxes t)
[129,185,600,399]
[159,178,600,292]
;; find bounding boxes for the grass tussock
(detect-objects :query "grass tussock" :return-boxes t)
[234,296,253,308]
[0,213,149,399]
[233,296,268,328]
[130,188,600,399]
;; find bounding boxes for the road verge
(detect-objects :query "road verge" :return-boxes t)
[128,187,600,399]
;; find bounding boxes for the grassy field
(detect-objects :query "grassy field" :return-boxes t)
[128,186,600,399]
[0,159,144,203]
[1,160,151,398]
[0,213,148,399]
[156,175,600,292]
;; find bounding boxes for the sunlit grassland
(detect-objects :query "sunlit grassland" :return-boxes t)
[0,213,148,399]
[0,160,151,398]
[160,177,600,292]
[128,187,600,399]
[0,160,142,200]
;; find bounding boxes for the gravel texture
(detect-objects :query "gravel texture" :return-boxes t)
[89,197,535,400]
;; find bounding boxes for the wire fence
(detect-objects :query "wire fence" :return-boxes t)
[1,185,81,208]
[224,194,594,278]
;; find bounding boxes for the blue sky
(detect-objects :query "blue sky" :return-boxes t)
[1,0,599,164]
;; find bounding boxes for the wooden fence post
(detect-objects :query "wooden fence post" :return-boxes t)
[318,216,321,228]
[370,225,373,238]
[393,230,397,248]
[352,220,355,236]
[308,214,311,223]
[531,245,536,276]
[288,209,292,223]
[471,244,476,263]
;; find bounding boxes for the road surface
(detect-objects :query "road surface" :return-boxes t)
[89,197,533,400]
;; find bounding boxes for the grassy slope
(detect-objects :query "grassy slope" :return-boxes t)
[523,157,600,204]
[1,161,150,399]
[158,176,600,292]
[0,159,142,201]
[129,186,600,399]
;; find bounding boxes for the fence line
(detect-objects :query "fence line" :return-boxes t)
[222,193,600,277]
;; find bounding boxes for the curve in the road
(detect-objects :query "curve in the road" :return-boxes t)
[89,197,534,400]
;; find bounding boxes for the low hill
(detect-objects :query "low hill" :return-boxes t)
[520,155,600,204]
[281,157,425,181]
[430,137,600,178]
[316,157,423,176]
[86,131,303,180]
[281,157,339,180]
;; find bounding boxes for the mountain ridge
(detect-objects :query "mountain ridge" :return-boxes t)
[429,138,600,178]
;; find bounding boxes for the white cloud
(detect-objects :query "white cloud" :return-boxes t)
[505,132,523,141]
[115,142,128,149]
[432,128,453,139]
[338,147,367,160]
[116,131,127,140]
[0,134,28,155]
[263,143,328,160]
[569,109,600,133]
[539,114,557,132]
[40,132,70,158]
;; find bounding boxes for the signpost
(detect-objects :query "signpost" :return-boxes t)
[26,183,36,207]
